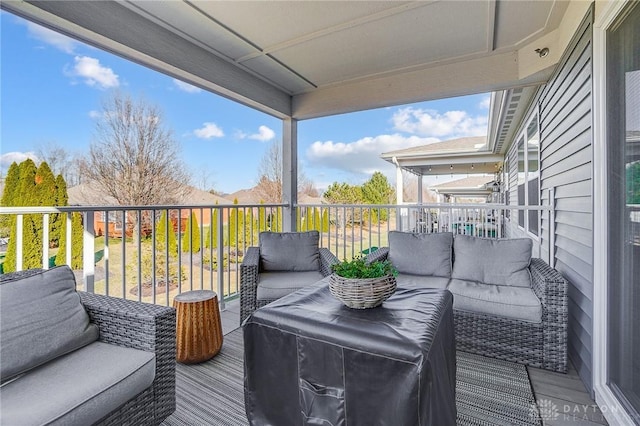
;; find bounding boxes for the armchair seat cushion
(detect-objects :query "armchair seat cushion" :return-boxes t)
[0,341,155,426]
[395,273,450,290]
[257,271,324,301]
[448,279,542,323]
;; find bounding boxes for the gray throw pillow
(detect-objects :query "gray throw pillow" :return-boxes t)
[260,231,320,272]
[0,266,99,382]
[451,235,532,287]
[387,231,453,277]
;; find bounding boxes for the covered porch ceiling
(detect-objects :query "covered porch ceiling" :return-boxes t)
[2,0,571,120]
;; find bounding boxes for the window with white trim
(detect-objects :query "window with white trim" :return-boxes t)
[517,114,540,236]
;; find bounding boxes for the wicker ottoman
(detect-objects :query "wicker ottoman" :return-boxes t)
[173,290,223,364]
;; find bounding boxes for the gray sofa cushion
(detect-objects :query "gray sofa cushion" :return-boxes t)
[452,235,532,287]
[260,231,320,272]
[387,231,453,277]
[395,273,450,290]
[0,266,99,382]
[257,271,324,301]
[0,341,155,426]
[448,279,542,323]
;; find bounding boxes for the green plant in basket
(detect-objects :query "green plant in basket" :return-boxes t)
[331,257,397,279]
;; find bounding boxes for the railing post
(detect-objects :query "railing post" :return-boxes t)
[217,207,225,310]
[66,213,72,267]
[42,213,50,269]
[83,212,95,293]
[16,214,23,271]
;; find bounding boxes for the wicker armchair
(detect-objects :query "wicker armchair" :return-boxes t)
[79,292,177,425]
[367,248,568,373]
[240,244,337,324]
[0,269,176,425]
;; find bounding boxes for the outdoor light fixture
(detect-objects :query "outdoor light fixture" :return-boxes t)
[428,166,432,172]
[471,164,474,170]
[450,165,453,170]
[535,47,549,58]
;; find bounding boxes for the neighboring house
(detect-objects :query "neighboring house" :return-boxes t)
[430,175,495,203]
[68,181,232,238]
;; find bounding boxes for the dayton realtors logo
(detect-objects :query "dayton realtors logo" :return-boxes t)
[530,399,560,421]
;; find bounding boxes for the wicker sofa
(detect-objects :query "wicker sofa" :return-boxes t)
[367,232,568,373]
[240,231,338,323]
[0,266,176,425]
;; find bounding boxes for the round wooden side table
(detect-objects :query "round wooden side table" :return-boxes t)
[173,290,223,364]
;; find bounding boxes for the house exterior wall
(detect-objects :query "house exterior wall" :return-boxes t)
[505,6,595,392]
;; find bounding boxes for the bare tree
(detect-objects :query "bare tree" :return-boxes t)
[255,141,282,203]
[255,140,315,202]
[36,142,82,186]
[81,92,190,206]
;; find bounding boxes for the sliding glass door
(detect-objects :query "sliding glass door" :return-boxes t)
[607,1,640,419]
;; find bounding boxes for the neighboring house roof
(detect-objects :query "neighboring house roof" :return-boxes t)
[380,136,502,176]
[68,181,233,206]
[226,188,261,204]
[431,175,494,198]
[382,136,487,157]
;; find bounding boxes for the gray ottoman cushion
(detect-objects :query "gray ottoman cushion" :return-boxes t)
[257,271,324,300]
[395,274,450,290]
[0,266,99,382]
[0,341,155,426]
[388,231,453,277]
[448,279,542,323]
[260,231,320,271]
[452,235,532,287]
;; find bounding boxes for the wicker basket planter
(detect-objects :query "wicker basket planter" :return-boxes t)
[329,273,397,309]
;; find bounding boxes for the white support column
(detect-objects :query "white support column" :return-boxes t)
[417,174,423,204]
[83,212,95,293]
[282,118,298,232]
[392,157,404,231]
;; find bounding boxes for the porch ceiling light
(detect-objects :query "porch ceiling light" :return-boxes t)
[535,47,549,58]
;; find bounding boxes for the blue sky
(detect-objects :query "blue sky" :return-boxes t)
[1,11,490,194]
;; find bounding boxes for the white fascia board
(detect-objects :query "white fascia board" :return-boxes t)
[398,154,503,168]
[292,51,547,120]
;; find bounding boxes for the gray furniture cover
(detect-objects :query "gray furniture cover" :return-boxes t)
[243,279,456,426]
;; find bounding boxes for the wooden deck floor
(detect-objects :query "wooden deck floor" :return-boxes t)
[219,299,608,426]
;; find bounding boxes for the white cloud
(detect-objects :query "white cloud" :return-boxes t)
[66,56,120,90]
[479,96,491,109]
[391,107,487,138]
[88,110,101,119]
[0,151,39,167]
[194,122,224,139]
[173,79,202,93]
[306,134,438,177]
[249,125,276,142]
[26,21,77,54]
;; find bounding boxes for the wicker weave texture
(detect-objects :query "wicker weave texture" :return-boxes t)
[240,245,338,323]
[329,274,397,309]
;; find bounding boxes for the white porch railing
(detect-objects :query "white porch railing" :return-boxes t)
[0,202,552,307]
